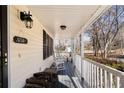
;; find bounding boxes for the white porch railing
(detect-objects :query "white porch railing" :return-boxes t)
[82,58,124,88]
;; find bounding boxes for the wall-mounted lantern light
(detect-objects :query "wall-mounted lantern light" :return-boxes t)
[20,11,33,29]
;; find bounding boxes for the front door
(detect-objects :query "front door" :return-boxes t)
[0,5,8,88]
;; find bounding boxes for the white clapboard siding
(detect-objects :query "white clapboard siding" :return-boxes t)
[9,6,54,88]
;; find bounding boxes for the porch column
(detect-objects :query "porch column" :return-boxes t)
[71,37,75,64]
[81,32,84,58]
[81,31,84,78]
[73,37,76,66]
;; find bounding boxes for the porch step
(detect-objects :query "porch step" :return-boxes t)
[33,68,58,81]
[26,77,53,87]
[24,83,44,88]
[24,68,58,88]
[33,73,57,82]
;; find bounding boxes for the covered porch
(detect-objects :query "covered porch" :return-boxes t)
[3,5,124,88]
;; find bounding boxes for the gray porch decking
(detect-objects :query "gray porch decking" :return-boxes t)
[57,61,83,88]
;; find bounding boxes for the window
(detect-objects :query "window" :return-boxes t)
[43,30,53,60]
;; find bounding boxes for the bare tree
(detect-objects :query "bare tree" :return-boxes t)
[86,5,124,58]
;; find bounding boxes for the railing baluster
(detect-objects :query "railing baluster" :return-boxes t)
[109,73,113,88]
[89,62,91,87]
[92,64,94,88]
[100,68,103,88]
[96,67,99,88]
[91,64,94,87]
[93,64,95,88]
[94,65,96,88]
[115,76,120,88]
[88,62,90,87]
[89,62,90,86]
[84,61,86,82]
[87,62,89,84]
[83,61,85,79]
[86,61,88,83]
[84,62,87,80]
[90,63,92,87]
[104,70,107,88]
[92,64,96,88]
[87,62,90,86]
[90,64,92,87]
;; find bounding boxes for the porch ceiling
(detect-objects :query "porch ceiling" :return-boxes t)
[29,5,100,38]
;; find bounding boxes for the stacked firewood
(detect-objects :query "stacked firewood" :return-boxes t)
[24,68,58,88]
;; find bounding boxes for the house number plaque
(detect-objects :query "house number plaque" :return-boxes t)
[13,36,28,44]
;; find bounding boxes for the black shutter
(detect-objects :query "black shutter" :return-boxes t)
[43,30,46,60]
[43,30,53,60]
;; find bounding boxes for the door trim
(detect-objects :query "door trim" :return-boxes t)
[0,5,8,88]
[7,5,11,88]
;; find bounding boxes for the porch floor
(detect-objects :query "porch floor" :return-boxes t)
[24,60,84,88]
[56,61,83,88]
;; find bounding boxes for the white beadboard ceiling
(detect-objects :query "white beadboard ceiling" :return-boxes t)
[29,5,101,38]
